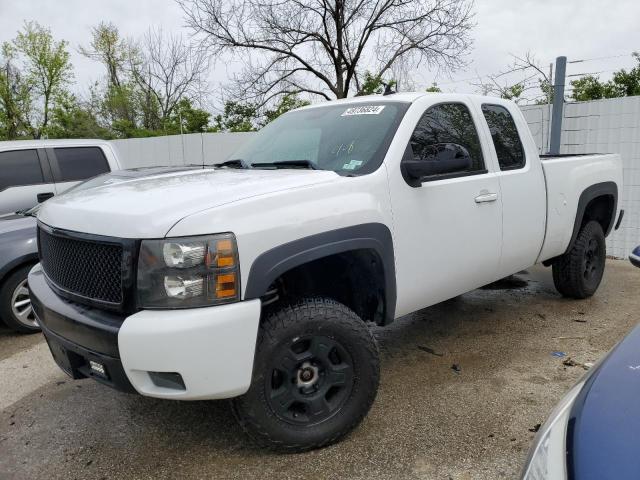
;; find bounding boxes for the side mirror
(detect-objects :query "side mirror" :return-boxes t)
[402,143,472,186]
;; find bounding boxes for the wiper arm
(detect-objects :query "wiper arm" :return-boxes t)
[16,208,35,217]
[213,159,251,169]
[251,160,317,170]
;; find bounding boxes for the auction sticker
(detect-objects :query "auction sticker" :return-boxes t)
[341,105,385,116]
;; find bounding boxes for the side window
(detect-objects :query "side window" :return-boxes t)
[0,149,44,191]
[408,103,485,178]
[481,104,525,170]
[53,147,110,182]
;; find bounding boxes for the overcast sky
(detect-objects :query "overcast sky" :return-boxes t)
[0,0,638,108]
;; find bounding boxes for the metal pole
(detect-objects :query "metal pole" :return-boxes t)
[549,56,566,154]
[546,62,553,152]
[179,111,185,164]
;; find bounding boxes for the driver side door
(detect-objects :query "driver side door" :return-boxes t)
[389,100,503,317]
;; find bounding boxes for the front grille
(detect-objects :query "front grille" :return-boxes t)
[38,227,124,305]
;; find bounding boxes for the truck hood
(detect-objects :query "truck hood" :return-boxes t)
[38,166,338,238]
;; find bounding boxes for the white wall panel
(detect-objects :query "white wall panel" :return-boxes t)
[521,97,640,258]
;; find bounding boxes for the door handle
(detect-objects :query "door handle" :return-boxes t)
[37,192,54,203]
[475,192,498,203]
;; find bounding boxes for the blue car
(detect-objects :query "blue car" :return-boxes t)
[521,250,640,479]
[629,245,640,268]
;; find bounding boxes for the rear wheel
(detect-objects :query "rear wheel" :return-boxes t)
[232,297,379,452]
[552,221,606,299]
[0,264,40,334]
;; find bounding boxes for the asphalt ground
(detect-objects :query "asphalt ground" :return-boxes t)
[1,260,638,479]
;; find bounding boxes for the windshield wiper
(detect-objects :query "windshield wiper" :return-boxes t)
[251,160,317,170]
[16,208,36,217]
[213,159,251,169]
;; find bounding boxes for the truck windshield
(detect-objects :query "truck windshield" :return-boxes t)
[230,102,410,176]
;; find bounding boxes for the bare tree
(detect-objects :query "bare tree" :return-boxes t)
[178,0,475,104]
[472,52,551,104]
[129,28,209,124]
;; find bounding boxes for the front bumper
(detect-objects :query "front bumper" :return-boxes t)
[29,265,262,400]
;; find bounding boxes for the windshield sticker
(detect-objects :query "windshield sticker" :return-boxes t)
[342,160,363,170]
[341,105,385,116]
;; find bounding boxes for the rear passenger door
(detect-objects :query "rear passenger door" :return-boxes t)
[475,102,546,277]
[47,146,111,195]
[0,148,55,216]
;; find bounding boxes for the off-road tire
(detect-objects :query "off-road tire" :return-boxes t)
[552,221,606,299]
[0,264,40,334]
[232,297,380,452]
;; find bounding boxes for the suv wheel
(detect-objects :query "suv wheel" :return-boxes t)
[232,297,380,452]
[0,265,40,334]
[552,220,606,299]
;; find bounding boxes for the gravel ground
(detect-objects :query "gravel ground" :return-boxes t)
[0,260,638,480]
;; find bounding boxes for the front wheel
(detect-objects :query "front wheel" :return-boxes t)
[0,264,40,334]
[552,221,606,299]
[232,297,380,452]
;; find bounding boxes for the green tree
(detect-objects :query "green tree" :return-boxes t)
[571,53,640,101]
[212,101,258,132]
[357,72,396,96]
[0,43,33,139]
[425,83,442,92]
[609,53,640,96]
[80,22,138,130]
[166,98,211,133]
[262,93,310,124]
[47,92,111,139]
[11,21,74,138]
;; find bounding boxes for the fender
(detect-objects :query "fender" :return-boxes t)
[565,181,617,255]
[244,223,397,323]
[0,253,38,284]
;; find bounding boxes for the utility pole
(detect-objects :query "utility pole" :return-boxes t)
[546,62,553,152]
[549,56,567,154]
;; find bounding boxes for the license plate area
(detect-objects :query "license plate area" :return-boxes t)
[45,337,110,381]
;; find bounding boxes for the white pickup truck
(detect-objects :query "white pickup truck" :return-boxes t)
[29,93,623,451]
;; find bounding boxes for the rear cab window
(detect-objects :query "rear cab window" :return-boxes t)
[0,149,45,191]
[481,104,526,170]
[51,147,110,182]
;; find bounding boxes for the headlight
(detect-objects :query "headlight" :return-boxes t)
[521,381,583,480]
[137,233,240,308]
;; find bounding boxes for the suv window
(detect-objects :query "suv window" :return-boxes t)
[53,147,110,182]
[0,149,44,191]
[481,104,525,170]
[409,103,485,176]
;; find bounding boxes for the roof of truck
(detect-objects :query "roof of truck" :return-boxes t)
[0,138,113,151]
[297,92,515,111]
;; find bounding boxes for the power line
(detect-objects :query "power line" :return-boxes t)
[568,53,634,64]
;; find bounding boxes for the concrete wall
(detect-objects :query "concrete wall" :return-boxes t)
[521,97,640,258]
[110,132,255,168]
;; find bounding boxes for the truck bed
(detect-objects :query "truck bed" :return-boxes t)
[538,153,623,262]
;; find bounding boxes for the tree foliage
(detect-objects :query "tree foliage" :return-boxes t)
[571,53,640,101]
[0,22,73,138]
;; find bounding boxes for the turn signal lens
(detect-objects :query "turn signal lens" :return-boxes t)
[215,273,237,298]
[215,239,236,267]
